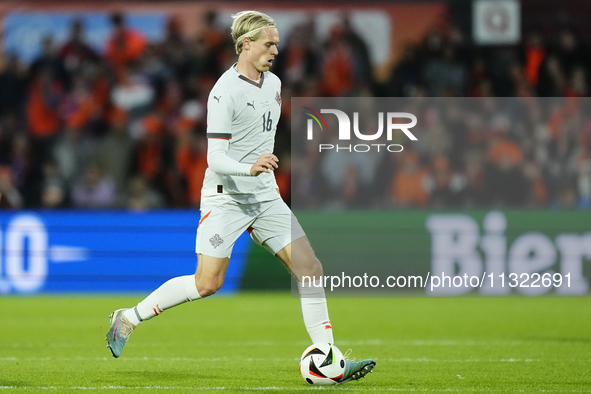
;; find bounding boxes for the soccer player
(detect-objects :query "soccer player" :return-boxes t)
[105,10,375,384]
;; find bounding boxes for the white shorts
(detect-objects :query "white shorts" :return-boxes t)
[195,198,306,258]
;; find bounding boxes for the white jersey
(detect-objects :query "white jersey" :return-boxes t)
[202,64,282,204]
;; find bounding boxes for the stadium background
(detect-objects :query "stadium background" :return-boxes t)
[0,0,589,294]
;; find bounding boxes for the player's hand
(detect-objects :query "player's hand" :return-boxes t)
[250,154,279,176]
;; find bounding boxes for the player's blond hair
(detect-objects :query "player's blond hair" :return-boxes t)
[231,11,276,55]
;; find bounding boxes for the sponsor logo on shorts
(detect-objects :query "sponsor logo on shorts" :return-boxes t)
[210,234,224,248]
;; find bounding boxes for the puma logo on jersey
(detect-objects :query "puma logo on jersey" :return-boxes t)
[247,101,255,110]
[214,96,221,103]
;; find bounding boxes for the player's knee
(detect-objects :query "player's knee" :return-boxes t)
[294,256,323,279]
[308,257,323,277]
[196,283,221,297]
[195,278,224,298]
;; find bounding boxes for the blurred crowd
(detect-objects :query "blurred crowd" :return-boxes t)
[292,96,591,210]
[0,10,589,210]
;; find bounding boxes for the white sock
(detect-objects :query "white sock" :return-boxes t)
[124,275,201,325]
[298,279,334,344]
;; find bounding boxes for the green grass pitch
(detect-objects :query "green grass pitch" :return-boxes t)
[1,293,590,393]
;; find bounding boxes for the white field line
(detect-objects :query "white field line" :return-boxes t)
[1,386,591,392]
[0,357,545,362]
[8,339,538,349]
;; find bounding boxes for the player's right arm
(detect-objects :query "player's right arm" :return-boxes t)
[207,139,278,176]
[206,88,278,177]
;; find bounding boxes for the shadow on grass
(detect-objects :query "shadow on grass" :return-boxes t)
[0,380,29,387]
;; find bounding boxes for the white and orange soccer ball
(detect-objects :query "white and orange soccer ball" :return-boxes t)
[299,343,346,385]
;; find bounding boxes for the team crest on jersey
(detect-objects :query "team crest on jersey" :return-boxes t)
[275,91,282,106]
[210,234,224,248]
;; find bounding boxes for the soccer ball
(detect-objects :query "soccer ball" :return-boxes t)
[299,343,346,385]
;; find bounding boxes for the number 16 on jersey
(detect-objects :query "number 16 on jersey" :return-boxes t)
[262,111,273,132]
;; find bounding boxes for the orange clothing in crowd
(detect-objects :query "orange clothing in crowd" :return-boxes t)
[173,116,197,136]
[92,75,111,116]
[274,169,290,201]
[27,81,62,137]
[533,178,548,205]
[142,114,165,135]
[487,138,523,166]
[137,115,166,179]
[525,46,545,87]
[321,44,353,96]
[107,106,127,125]
[204,28,224,51]
[104,29,147,69]
[176,145,207,206]
[65,95,94,129]
[391,167,430,206]
[138,141,162,180]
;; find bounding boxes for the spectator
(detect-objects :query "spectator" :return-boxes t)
[59,20,98,75]
[462,150,486,207]
[9,133,32,201]
[485,135,528,207]
[175,130,207,207]
[135,113,166,181]
[523,160,548,207]
[62,73,96,130]
[185,36,220,81]
[274,155,292,205]
[40,160,67,208]
[467,57,492,96]
[522,31,545,88]
[27,67,63,139]
[320,24,354,96]
[537,54,567,96]
[0,55,27,116]
[104,12,147,72]
[0,165,23,209]
[122,176,164,211]
[202,11,226,60]
[52,126,95,189]
[132,113,183,205]
[95,107,134,193]
[555,180,579,210]
[30,36,67,85]
[27,67,64,173]
[71,161,115,209]
[577,158,591,209]
[111,63,155,120]
[159,16,189,77]
[424,155,466,208]
[566,66,588,97]
[342,15,373,88]
[555,29,587,80]
[274,19,320,87]
[386,45,421,97]
[423,44,467,96]
[390,150,430,207]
